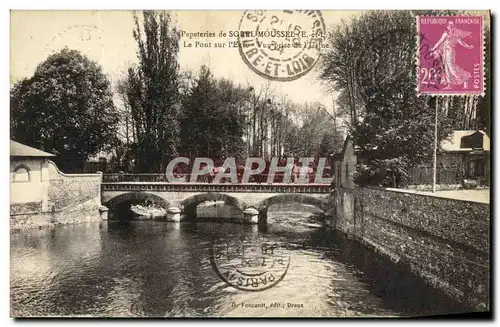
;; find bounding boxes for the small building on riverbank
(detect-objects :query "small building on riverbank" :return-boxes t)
[10,140,56,214]
[408,130,491,187]
[10,140,104,230]
[439,130,490,180]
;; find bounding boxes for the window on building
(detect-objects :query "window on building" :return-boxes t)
[13,165,30,182]
[345,163,349,180]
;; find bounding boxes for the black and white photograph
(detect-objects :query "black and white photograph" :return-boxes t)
[7,7,492,319]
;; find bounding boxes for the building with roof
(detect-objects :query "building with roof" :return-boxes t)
[438,130,490,181]
[331,131,490,188]
[331,136,357,189]
[10,140,56,213]
[10,140,104,230]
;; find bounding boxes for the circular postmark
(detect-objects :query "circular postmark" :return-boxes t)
[210,234,291,291]
[238,10,326,81]
[46,24,105,54]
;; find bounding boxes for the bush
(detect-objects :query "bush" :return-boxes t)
[354,158,409,188]
[462,179,479,190]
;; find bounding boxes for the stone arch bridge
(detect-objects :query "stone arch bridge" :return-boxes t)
[101,181,334,224]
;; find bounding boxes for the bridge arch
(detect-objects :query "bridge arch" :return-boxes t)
[255,194,329,213]
[104,192,171,219]
[180,193,249,217]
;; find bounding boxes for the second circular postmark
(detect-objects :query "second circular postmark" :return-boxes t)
[210,233,291,292]
[238,10,326,81]
[47,24,105,53]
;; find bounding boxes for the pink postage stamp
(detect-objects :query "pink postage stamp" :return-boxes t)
[417,15,484,96]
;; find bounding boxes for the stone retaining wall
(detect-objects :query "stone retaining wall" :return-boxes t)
[10,161,102,230]
[331,186,490,311]
[11,198,101,231]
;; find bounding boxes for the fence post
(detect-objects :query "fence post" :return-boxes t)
[118,171,125,183]
[432,98,439,193]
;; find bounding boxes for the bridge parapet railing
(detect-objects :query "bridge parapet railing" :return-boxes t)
[102,173,326,184]
[103,174,169,183]
[101,181,333,193]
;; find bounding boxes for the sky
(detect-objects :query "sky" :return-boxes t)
[10,10,360,110]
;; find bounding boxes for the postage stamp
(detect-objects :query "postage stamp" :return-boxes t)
[210,234,291,292]
[417,16,485,96]
[238,10,326,81]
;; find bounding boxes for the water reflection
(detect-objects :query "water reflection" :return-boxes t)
[10,204,468,317]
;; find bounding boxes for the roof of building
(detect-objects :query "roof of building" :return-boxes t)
[10,140,56,157]
[441,130,490,152]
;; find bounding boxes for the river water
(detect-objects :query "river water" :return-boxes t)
[10,204,466,318]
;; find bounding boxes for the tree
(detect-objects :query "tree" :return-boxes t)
[245,83,275,157]
[125,10,182,172]
[319,11,457,186]
[10,48,119,172]
[319,132,341,157]
[214,78,249,158]
[284,101,343,157]
[318,19,363,126]
[269,94,294,157]
[115,74,136,145]
[477,25,491,135]
[180,66,247,161]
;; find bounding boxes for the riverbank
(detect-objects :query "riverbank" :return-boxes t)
[10,198,101,231]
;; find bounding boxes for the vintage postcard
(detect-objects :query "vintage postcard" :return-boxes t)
[9,9,491,318]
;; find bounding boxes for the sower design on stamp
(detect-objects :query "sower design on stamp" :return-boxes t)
[238,10,326,82]
[417,16,484,96]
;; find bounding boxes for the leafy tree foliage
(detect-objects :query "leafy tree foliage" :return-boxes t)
[477,25,491,135]
[180,66,247,160]
[284,102,343,157]
[319,11,458,186]
[113,13,345,172]
[126,10,182,172]
[10,48,119,172]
